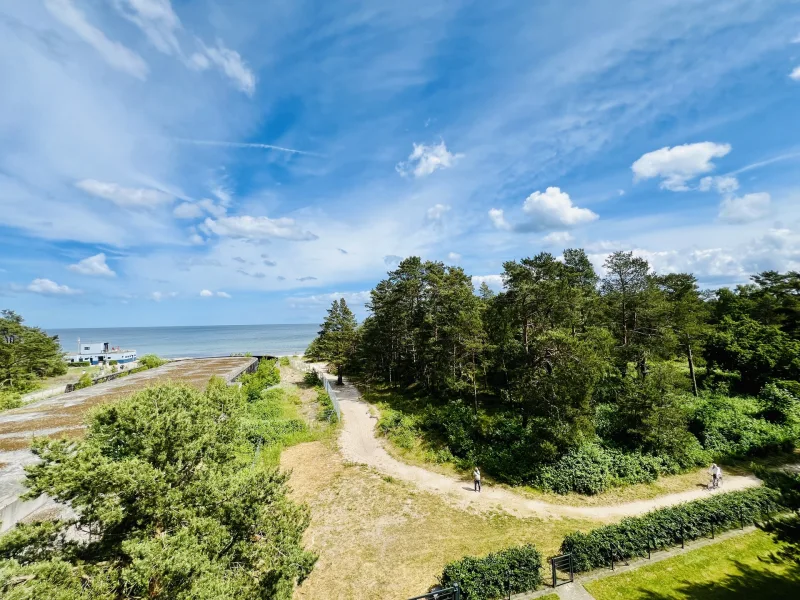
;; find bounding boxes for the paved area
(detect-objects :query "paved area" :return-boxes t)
[0,357,255,532]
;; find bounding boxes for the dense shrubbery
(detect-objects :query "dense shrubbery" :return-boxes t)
[440,544,543,600]
[316,389,338,423]
[0,391,22,411]
[689,391,800,458]
[240,359,280,401]
[374,386,800,493]
[137,354,166,369]
[72,372,93,390]
[242,388,308,447]
[561,487,783,572]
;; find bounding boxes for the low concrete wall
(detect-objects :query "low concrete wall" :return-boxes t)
[0,492,51,533]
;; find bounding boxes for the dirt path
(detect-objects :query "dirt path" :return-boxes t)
[325,372,760,520]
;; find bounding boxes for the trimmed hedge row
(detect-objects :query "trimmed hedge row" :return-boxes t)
[440,544,543,600]
[560,487,783,572]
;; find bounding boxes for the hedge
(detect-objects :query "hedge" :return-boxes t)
[560,487,783,572]
[440,544,543,600]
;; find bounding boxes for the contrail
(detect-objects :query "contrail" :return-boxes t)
[170,137,322,157]
[729,151,800,175]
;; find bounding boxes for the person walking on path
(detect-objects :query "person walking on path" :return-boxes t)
[710,463,721,489]
[473,467,481,492]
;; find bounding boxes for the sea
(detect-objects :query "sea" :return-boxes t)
[46,324,319,359]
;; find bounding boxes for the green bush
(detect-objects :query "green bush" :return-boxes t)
[689,394,798,458]
[0,391,22,411]
[560,487,783,572]
[440,544,543,600]
[531,444,703,495]
[240,360,281,402]
[138,354,166,369]
[73,373,94,390]
[279,356,290,367]
[317,389,338,423]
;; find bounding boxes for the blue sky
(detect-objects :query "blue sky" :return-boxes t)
[1,0,800,328]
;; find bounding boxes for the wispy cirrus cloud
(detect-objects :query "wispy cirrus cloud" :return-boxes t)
[204,215,318,241]
[44,0,148,80]
[111,0,256,94]
[76,180,174,208]
[169,137,318,156]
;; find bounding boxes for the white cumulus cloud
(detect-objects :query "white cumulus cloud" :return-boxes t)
[520,187,598,229]
[44,0,149,80]
[27,278,81,295]
[472,274,504,291]
[791,66,800,81]
[68,253,115,277]
[76,179,174,208]
[200,289,231,298]
[426,203,451,222]
[488,208,511,230]
[204,215,318,241]
[699,175,739,194]
[632,142,731,191]
[447,252,461,262]
[718,192,771,224]
[542,231,575,245]
[150,291,178,301]
[396,141,462,178]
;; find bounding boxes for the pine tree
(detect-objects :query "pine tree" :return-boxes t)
[315,299,359,384]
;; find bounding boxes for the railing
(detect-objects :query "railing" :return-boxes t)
[314,368,341,420]
[408,584,460,600]
[551,553,574,587]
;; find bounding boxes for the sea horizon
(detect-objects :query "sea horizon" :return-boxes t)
[47,324,319,359]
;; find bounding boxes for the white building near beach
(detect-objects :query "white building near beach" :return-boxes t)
[66,339,137,365]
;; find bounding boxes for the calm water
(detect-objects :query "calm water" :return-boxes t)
[47,324,319,359]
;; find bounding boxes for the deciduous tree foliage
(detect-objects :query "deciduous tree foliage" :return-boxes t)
[0,379,315,599]
[0,310,65,392]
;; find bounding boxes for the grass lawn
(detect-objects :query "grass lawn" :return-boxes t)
[585,530,800,600]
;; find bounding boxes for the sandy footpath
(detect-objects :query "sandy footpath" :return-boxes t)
[325,371,760,520]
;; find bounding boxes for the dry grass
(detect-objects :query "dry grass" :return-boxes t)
[282,440,599,600]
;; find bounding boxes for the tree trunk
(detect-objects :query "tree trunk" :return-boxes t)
[337,364,343,385]
[686,337,698,397]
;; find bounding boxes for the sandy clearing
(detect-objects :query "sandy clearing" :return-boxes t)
[325,372,761,520]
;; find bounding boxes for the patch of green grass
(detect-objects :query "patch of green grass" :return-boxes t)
[538,595,559,600]
[246,387,337,467]
[585,530,800,600]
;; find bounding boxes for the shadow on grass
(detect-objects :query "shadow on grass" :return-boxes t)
[634,560,800,599]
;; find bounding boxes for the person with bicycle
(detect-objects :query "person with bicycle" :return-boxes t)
[709,463,722,488]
